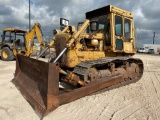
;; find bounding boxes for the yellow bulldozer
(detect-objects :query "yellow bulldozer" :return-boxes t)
[12,5,144,118]
[0,23,47,61]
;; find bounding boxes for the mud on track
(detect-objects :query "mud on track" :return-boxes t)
[0,54,160,120]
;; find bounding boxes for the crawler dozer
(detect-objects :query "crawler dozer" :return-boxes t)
[12,5,144,118]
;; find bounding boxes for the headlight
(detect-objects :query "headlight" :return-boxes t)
[91,39,98,46]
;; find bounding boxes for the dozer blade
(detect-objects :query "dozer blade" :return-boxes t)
[12,55,124,118]
[12,55,60,117]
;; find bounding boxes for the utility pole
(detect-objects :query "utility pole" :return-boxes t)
[29,0,31,30]
[153,32,155,44]
[134,28,138,49]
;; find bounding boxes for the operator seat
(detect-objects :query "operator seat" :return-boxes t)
[14,39,21,49]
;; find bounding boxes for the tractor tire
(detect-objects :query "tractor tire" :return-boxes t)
[1,47,15,61]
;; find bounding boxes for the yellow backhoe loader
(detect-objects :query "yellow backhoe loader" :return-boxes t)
[0,23,47,61]
[12,5,144,118]
[0,28,27,60]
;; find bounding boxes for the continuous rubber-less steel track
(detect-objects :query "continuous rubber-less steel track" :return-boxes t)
[73,57,144,87]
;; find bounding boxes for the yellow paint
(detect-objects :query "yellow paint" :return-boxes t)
[53,5,136,68]
[2,50,8,59]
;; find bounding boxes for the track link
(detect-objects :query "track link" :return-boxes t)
[73,57,144,88]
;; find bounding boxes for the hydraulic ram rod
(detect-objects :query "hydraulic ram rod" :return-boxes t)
[53,47,67,63]
[37,46,49,59]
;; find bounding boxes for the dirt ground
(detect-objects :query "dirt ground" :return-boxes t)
[0,54,160,120]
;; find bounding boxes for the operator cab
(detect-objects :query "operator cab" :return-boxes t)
[2,28,27,50]
[85,5,136,55]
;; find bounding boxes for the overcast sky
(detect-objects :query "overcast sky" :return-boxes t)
[0,0,160,47]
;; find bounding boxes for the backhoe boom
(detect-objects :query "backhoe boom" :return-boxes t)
[25,23,46,56]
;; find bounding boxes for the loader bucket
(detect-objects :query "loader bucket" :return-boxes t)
[12,55,60,117]
[12,55,125,118]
